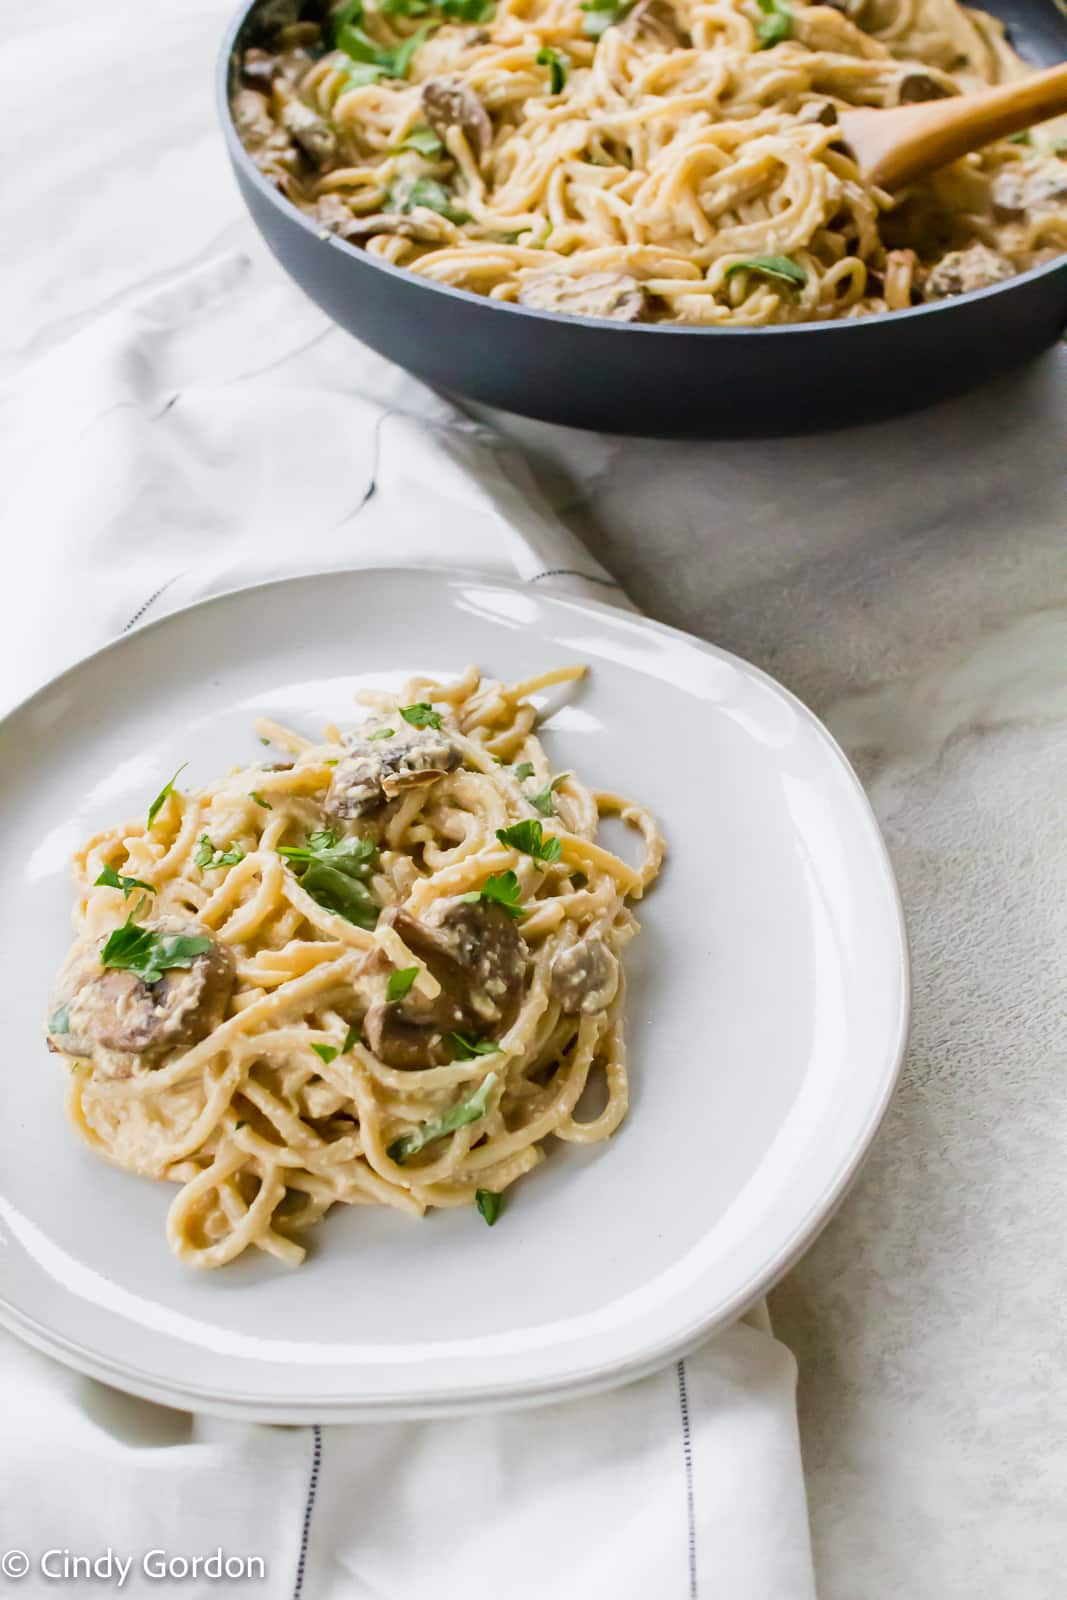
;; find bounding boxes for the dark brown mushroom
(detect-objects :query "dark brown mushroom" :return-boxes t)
[894,70,955,104]
[619,0,688,48]
[993,159,1067,220]
[329,208,457,245]
[232,89,276,148]
[326,720,462,821]
[923,243,1015,299]
[549,936,619,1015]
[280,100,338,167]
[795,98,838,127]
[518,270,647,322]
[362,900,527,1068]
[421,79,493,164]
[46,923,235,1077]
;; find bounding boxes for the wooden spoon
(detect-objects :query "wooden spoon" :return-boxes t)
[838,60,1067,191]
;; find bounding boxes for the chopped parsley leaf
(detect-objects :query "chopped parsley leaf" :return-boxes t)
[342,1024,361,1053]
[48,1005,71,1035]
[475,1188,503,1225]
[367,727,395,741]
[250,791,272,809]
[536,45,569,93]
[399,700,444,730]
[336,18,432,80]
[95,864,154,899]
[279,831,379,930]
[513,761,535,781]
[386,178,469,225]
[754,0,793,48]
[388,1072,498,1162]
[386,966,420,1003]
[194,834,246,871]
[312,1043,339,1065]
[449,1031,501,1060]
[496,818,563,862]
[580,0,631,37]
[399,125,445,158]
[99,919,212,986]
[459,869,525,919]
[528,772,569,817]
[724,253,806,288]
[147,764,187,830]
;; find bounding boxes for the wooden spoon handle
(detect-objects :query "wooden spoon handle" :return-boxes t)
[839,60,1067,191]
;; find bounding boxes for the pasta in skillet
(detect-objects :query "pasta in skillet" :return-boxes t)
[230,0,1067,324]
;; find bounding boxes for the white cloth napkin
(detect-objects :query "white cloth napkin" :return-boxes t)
[0,252,816,1600]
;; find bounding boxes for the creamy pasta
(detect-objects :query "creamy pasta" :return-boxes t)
[46,666,663,1269]
[229,0,1067,323]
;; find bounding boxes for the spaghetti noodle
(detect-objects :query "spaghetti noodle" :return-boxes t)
[46,666,663,1269]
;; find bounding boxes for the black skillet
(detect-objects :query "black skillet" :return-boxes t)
[218,0,1067,437]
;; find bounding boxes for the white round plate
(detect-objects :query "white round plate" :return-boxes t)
[0,569,907,1421]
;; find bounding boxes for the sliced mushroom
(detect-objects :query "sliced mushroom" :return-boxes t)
[362,900,527,1068]
[325,719,462,821]
[549,936,619,1015]
[242,48,282,88]
[46,922,234,1078]
[316,194,355,231]
[795,98,838,126]
[421,79,493,164]
[923,243,1015,299]
[518,270,647,322]
[232,88,277,148]
[280,100,338,167]
[330,208,456,245]
[894,70,955,105]
[993,159,1067,220]
[620,0,688,48]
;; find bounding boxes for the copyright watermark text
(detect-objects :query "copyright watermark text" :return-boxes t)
[1,1549,266,1586]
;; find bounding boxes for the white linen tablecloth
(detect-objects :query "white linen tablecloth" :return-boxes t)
[0,249,816,1598]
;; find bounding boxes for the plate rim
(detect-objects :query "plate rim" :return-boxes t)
[0,566,910,1420]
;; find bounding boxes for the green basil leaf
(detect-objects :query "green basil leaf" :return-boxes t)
[95,865,154,899]
[388,1071,497,1162]
[342,1024,361,1053]
[496,818,563,862]
[536,45,568,93]
[449,1031,501,1059]
[250,791,273,809]
[386,178,469,224]
[312,1043,339,1065]
[147,764,187,830]
[459,869,525,919]
[100,920,213,986]
[386,966,420,1003]
[512,761,535,781]
[724,253,806,288]
[329,0,366,44]
[475,1187,503,1224]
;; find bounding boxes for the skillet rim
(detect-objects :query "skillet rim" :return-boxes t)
[216,0,1067,340]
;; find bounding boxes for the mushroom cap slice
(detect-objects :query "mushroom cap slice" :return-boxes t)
[549,936,620,1015]
[325,719,461,821]
[362,901,527,1069]
[518,270,647,322]
[47,922,235,1076]
[421,78,493,163]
